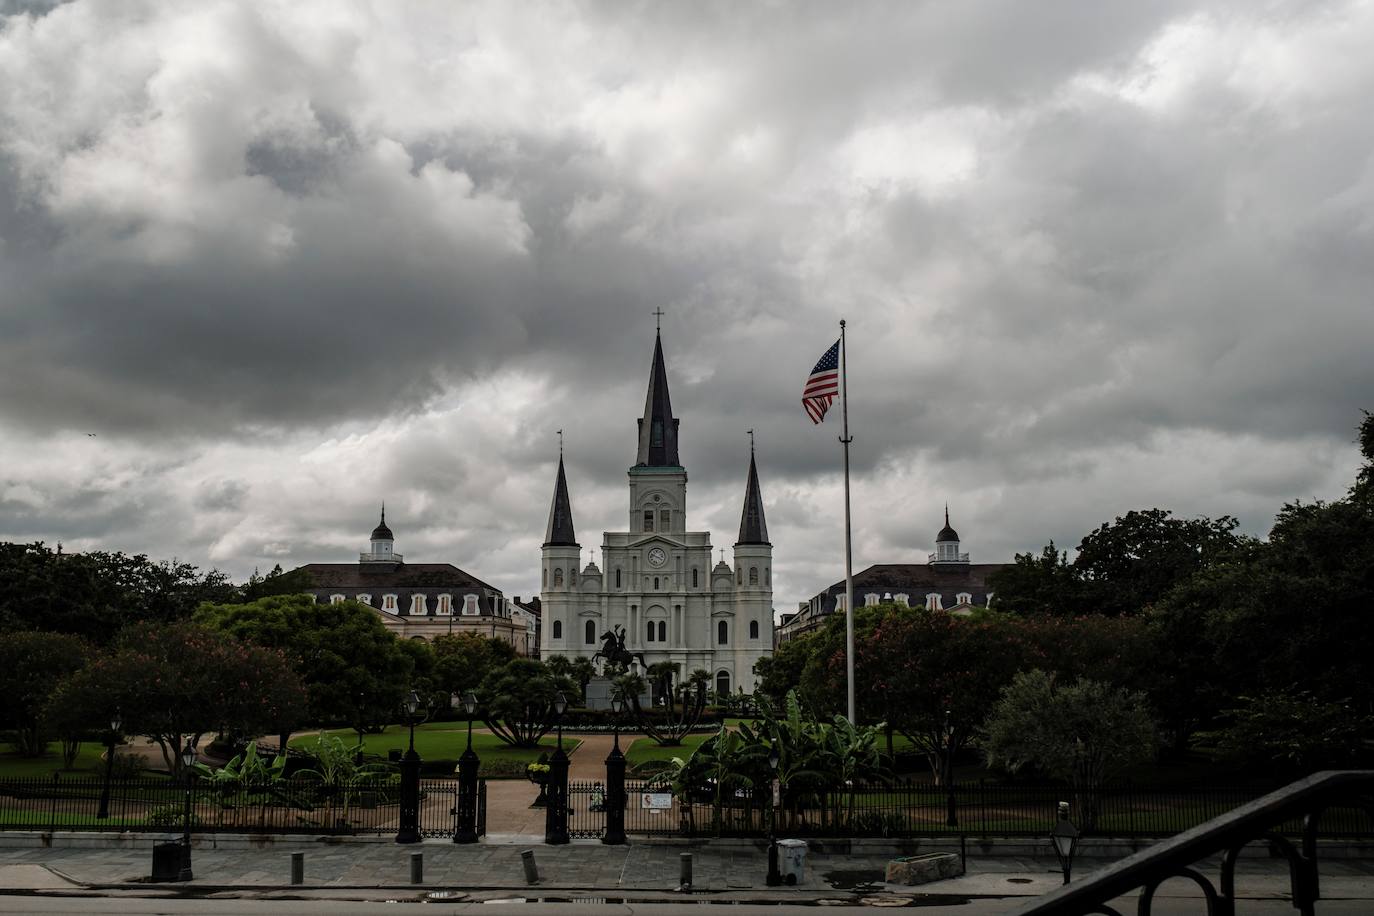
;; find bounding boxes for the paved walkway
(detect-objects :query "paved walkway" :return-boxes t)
[1,841,1373,908]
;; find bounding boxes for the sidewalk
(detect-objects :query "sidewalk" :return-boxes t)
[2,838,1373,906]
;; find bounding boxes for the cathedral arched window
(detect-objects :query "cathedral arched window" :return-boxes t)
[552,620,562,639]
[542,568,548,587]
[736,567,742,586]
[570,569,577,587]
[692,568,699,588]
[653,577,659,590]
[615,568,622,589]
[749,566,759,586]
[750,620,760,639]
[658,620,667,642]
[765,567,770,586]
[660,508,671,530]
[585,620,595,645]
[717,620,728,644]
[646,621,655,643]
[643,510,654,532]
[553,568,564,588]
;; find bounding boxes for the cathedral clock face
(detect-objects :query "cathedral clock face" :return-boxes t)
[647,547,667,568]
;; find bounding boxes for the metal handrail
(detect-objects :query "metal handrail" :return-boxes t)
[1010,770,1374,916]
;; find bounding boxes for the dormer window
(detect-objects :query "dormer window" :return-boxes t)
[357,594,372,606]
[894,593,909,607]
[864,593,879,607]
[956,592,973,606]
[411,594,428,616]
[463,594,480,616]
[330,594,346,605]
[383,594,398,614]
[926,593,943,611]
[437,594,452,615]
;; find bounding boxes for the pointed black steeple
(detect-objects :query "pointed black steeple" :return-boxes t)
[635,330,681,467]
[543,454,578,547]
[735,440,770,546]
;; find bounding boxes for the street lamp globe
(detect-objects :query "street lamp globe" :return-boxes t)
[180,744,197,770]
[406,691,420,716]
[463,691,478,716]
[554,690,568,717]
[768,745,780,772]
[110,711,122,734]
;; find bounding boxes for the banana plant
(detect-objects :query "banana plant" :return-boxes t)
[191,742,294,830]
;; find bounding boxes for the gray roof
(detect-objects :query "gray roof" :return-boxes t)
[634,331,681,467]
[735,448,770,546]
[297,562,500,592]
[543,455,578,547]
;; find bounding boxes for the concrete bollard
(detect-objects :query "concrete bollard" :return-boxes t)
[679,852,693,891]
[290,852,304,886]
[521,848,539,885]
[410,852,423,885]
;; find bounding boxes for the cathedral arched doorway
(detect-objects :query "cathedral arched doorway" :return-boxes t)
[715,670,730,696]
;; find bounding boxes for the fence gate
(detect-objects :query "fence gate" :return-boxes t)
[418,780,458,839]
[568,780,607,840]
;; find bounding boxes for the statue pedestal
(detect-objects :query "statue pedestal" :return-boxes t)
[584,676,651,711]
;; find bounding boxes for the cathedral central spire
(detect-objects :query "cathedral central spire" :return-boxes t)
[635,329,681,467]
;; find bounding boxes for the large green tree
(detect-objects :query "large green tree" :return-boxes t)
[0,543,237,643]
[478,658,560,748]
[982,669,1157,830]
[194,594,416,731]
[47,621,307,776]
[988,511,1242,618]
[0,631,91,757]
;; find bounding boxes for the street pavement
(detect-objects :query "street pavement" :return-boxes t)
[1,837,1373,912]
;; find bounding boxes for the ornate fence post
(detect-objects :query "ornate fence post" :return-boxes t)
[544,691,570,845]
[396,691,423,844]
[455,748,480,843]
[603,743,627,845]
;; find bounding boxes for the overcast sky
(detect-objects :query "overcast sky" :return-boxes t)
[1,0,1370,612]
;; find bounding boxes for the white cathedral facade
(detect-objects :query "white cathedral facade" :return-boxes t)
[538,330,774,695]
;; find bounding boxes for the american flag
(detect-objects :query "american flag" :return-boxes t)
[802,339,841,423]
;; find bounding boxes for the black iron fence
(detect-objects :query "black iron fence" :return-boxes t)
[0,775,459,837]
[567,779,1374,841]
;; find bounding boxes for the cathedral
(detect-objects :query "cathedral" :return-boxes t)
[538,330,774,695]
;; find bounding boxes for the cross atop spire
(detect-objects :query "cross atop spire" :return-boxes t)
[634,331,681,467]
[652,307,665,333]
[557,429,563,458]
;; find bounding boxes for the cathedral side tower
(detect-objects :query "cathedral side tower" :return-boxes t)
[730,441,773,693]
[540,452,581,656]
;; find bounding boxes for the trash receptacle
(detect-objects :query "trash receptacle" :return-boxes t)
[776,839,808,885]
[151,841,184,882]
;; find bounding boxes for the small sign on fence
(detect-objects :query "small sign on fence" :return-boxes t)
[641,792,672,810]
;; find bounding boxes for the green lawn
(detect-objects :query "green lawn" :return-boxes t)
[291,725,580,777]
[0,742,125,779]
[625,733,711,768]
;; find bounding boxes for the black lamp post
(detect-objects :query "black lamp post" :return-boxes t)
[1051,801,1080,885]
[96,709,121,821]
[454,691,480,844]
[396,691,423,844]
[178,743,196,882]
[545,690,570,845]
[602,692,627,845]
[765,744,782,886]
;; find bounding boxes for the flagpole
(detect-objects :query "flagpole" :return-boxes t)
[839,319,855,725]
